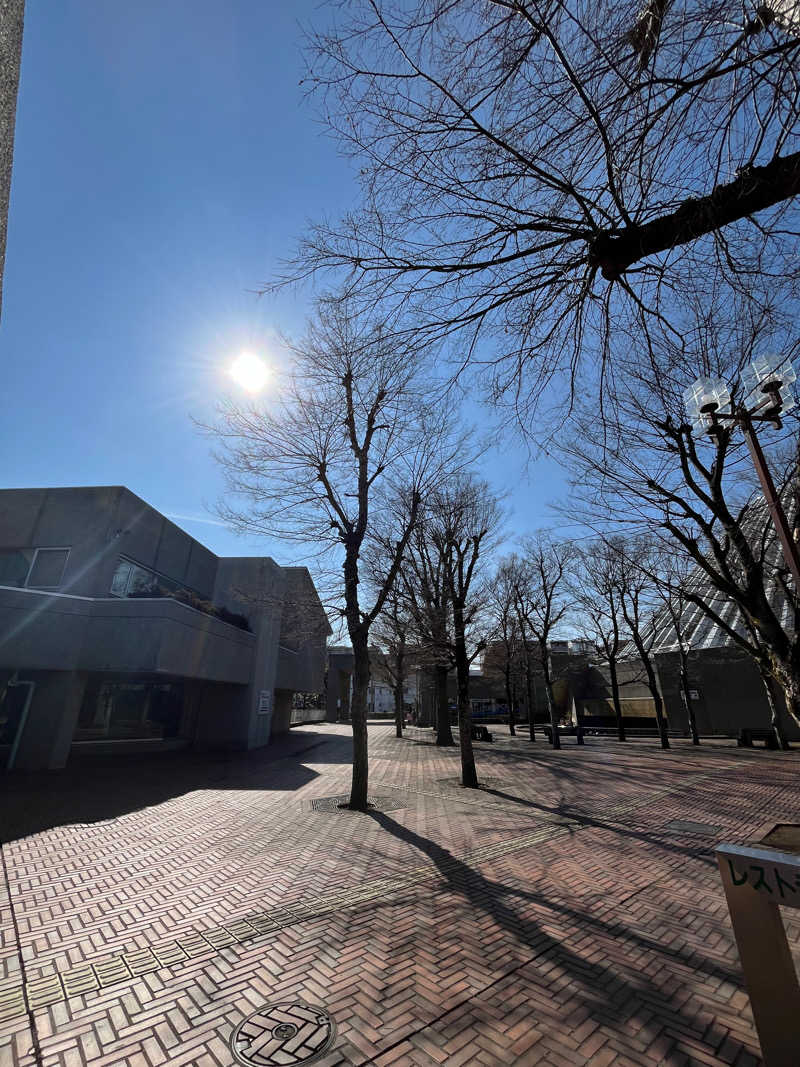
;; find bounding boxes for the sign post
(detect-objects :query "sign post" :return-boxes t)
[716,830,800,1066]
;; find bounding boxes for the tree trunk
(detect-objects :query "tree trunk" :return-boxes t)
[349,629,371,809]
[588,148,800,281]
[394,679,404,738]
[541,643,560,750]
[678,653,700,745]
[776,664,800,734]
[762,671,790,751]
[504,662,516,736]
[525,651,536,741]
[574,699,585,745]
[641,656,669,750]
[435,664,454,745]
[454,604,478,788]
[608,658,626,741]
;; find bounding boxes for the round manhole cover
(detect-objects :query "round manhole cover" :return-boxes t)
[231,1002,335,1066]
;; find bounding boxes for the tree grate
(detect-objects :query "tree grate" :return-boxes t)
[309,794,406,814]
[436,777,504,791]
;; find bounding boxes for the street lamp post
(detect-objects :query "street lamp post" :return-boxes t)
[683,354,800,588]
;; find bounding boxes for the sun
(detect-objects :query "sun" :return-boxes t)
[229,351,269,394]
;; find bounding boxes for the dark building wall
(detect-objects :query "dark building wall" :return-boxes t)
[655,647,800,739]
[0,488,332,766]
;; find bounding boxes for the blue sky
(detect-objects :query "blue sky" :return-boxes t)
[1,0,566,563]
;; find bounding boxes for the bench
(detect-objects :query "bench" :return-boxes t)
[471,724,493,742]
[542,725,576,742]
[737,728,779,749]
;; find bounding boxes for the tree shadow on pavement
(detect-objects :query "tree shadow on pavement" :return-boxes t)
[480,786,717,865]
[367,810,750,1056]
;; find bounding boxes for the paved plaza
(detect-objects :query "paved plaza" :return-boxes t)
[1,723,799,1066]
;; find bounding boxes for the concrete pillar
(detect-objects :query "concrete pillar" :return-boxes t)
[13,670,87,769]
[271,689,293,735]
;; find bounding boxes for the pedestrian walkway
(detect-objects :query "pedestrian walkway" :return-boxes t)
[1,724,798,1065]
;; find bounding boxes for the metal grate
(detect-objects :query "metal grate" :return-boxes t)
[663,819,722,836]
[309,794,406,814]
[436,777,504,791]
[231,1002,335,1065]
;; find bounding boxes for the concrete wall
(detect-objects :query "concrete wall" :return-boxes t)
[11,670,88,770]
[0,487,217,598]
[0,586,254,682]
[212,556,286,749]
[0,487,331,763]
[656,647,800,740]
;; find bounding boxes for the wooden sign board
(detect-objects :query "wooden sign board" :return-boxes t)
[717,832,800,1066]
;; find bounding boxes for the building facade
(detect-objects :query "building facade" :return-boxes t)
[0,486,330,769]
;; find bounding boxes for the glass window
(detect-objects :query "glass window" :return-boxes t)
[27,548,70,588]
[110,557,189,598]
[74,681,183,741]
[127,564,159,596]
[110,559,133,596]
[0,548,34,587]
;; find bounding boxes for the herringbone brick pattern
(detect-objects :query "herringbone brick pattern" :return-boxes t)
[2,724,799,1065]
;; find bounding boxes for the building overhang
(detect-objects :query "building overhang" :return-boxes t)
[0,586,254,683]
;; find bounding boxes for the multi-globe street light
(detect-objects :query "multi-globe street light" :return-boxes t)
[683,353,800,587]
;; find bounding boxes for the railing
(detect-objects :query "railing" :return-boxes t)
[289,706,327,725]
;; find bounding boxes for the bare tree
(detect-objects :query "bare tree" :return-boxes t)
[371,590,412,738]
[487,565,526,736]
[429,474,503,787]
[284,1,800,423]
[496,556,540,740]
[652,551,703,745]
[571,539,629,741]
[400,522,457,745]
[559,308,800,734]
[614,537,672,749]
[210,294,457,810]
[508,534,574,748]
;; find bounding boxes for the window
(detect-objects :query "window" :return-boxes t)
[0,549,34,587]
[127,564,160,596]
[0,547,69,589]
[75,681,183,741]
[110,556,186,598]
[110,559,132,596]
[27,548,70,588]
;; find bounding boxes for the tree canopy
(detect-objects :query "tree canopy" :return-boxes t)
[287,0,800,424]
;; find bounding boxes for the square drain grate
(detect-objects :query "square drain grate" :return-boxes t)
[664,819,722,836]
[309,794,406,814]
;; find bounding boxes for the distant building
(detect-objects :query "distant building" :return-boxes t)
[0,486,330,769]
[325,646,419,721]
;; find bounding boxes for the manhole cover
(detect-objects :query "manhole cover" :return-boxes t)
[664,819,722,836]
[231,1002,335,1066]
[309,794,405,814]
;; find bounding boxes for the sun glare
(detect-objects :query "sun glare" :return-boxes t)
[229,351,269,393]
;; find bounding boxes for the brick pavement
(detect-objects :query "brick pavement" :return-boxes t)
[1,723,799,1066]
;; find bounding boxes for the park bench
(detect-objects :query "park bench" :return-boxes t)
[541,724,576,742]
[737,728,778,749]
[471,724,493,742]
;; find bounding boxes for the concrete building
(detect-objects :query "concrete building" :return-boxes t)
[0,486,330,769]
[325,646,420,723]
